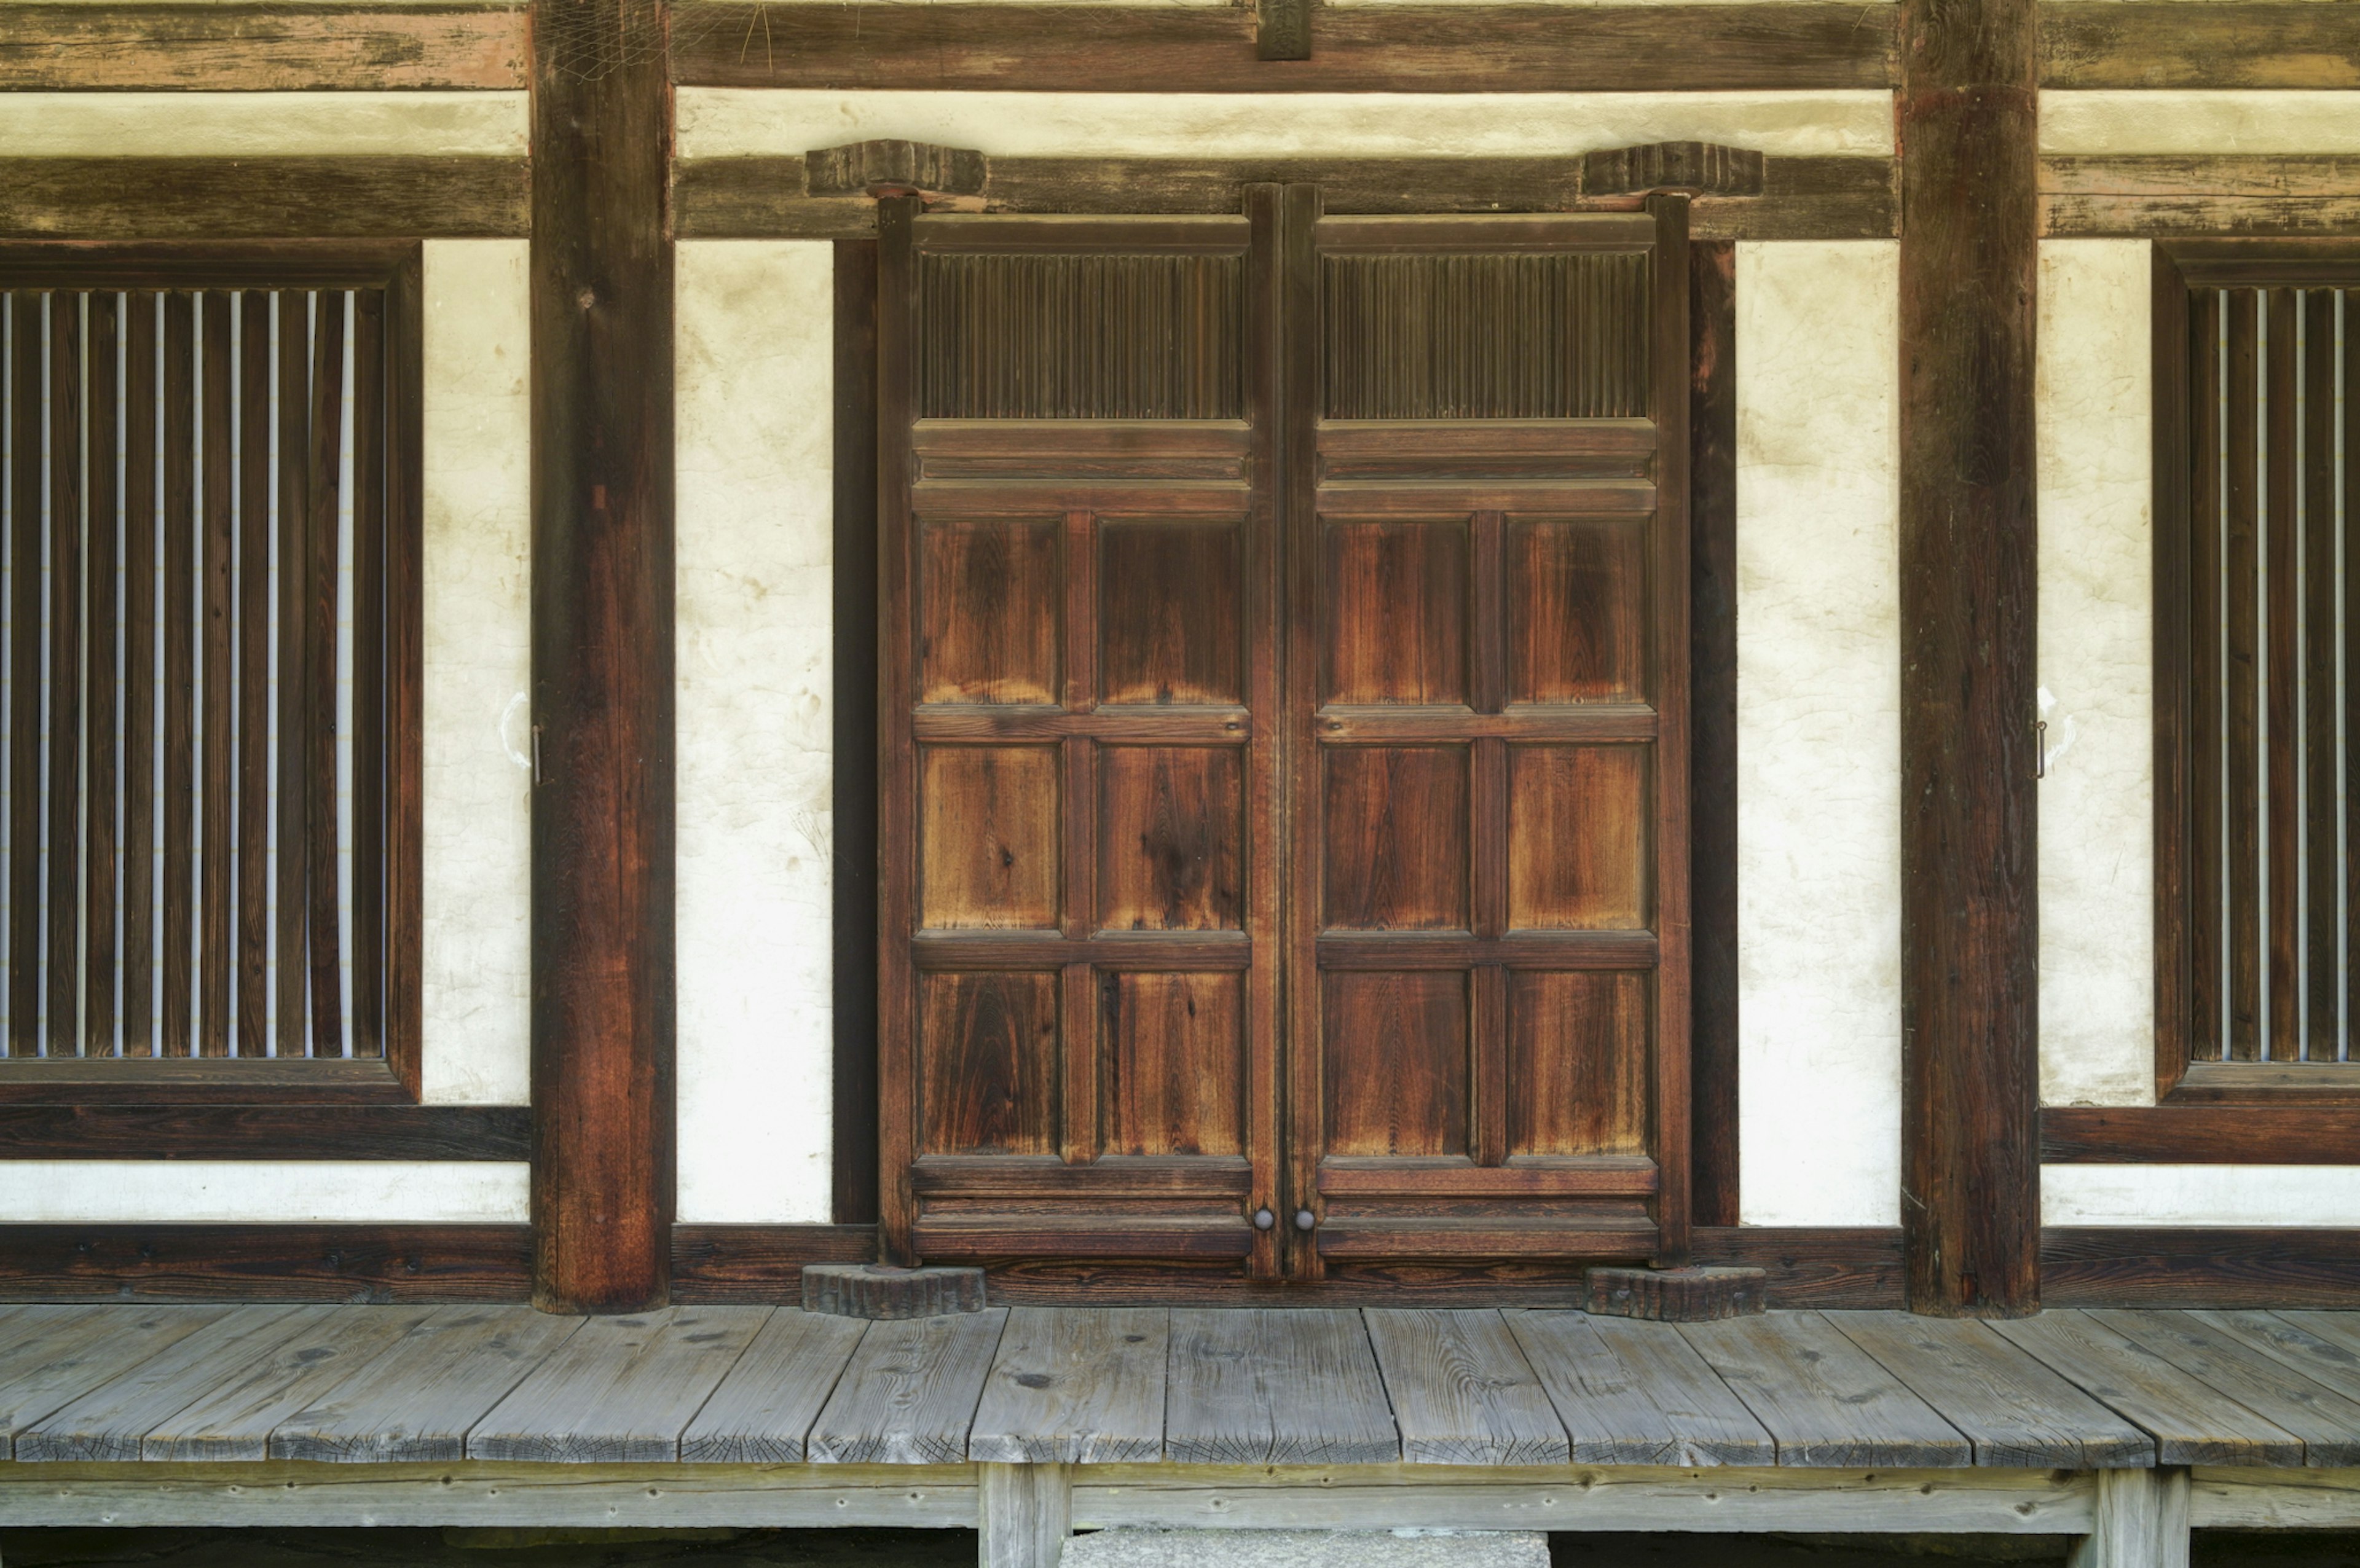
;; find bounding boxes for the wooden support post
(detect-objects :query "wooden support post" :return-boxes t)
[1897,0,2042,1315]
[980,1462,1071,1568]
[2070,1467,2190,1568]
[529,0,677,1312]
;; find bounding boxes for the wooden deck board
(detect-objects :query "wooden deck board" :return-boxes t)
[807,1308,1008,1465]
[2088,1309,2360,1467]
[680,1307,870,1465]
[1365,1309,1568,1466]
[142,1305,441,1462]
[270,1306,585,1464]
[970,1306,1168,1465]
[1507,1310,1776,1466]
[17,1306,315,1462]
[1993,1309,2305,1466]
[0,1306,238,1459]
[1678,1312,1972,1467]
[1828,1311,2154,1469]
[467,1307,773,1464]
[1164,1309,1398,1466]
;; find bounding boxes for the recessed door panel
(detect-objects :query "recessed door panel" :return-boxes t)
[1104,970,1247,1157]
[919,745,1061,930]
[1099,522,1243,706]
[920,517,1062,705]
[1099,747,1244,933]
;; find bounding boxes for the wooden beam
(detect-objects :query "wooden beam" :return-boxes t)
[530,0,675,1314]
[667,2,1896,92]
[2043,1229,2360,1307]
[0,1105,529,1161]
[1898,0,2042,1315]
[1689,239,1740,1231]
[2041,2,2360,89]
[0,2,526,90]
[0,159,529,241]
[2042,1106,2360,1164]
[0,1226,532,1301]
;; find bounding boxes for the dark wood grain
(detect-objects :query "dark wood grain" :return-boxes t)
[46,289,84,1056]
[832,239,879,1227]
[122,292,158,1057]
[236,293,270,1058]
[2264,288,2298,1059]
[4,294,33,1056]
[350,288,386,1060]
[0,4,527,89]
[2157,254,2207,1084]
[160,290,195,1057]
[530,0,675,1312]
[2040,2,2360,88]
[83,291,118,1057]
[2043,1105,2360,1163]
[875,195,921,1265]
[1897,0,2041,1315]
[383,248,425,1099]
[198,289,232,1058]
[2301,287,2337,1060]
[667,2,1896,91]
[0,1225,532,1302]
[669,1225,879,1303]
[274,289,310,1057]
[0,1105,529,1160]
[1689,240,1738,1226]
[2224,289,2262,1059]
[1693,1226,1906,1309]
[304,294,345,1057]
[2044,1228,2360,1307]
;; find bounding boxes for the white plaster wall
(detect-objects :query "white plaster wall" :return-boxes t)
[421,241,534,1105]
[2044,92,2360,155]
[0,92,527,156]
[675,242,837,1223]
[2037,240,2155,1108]
[1734,241,1903,1228]
[0,1164,528,1223]
[2047,1166,2360,1226]
[676,89,1894,161]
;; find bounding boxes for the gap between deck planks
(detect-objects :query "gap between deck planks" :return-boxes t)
[16,1304,2360,1469]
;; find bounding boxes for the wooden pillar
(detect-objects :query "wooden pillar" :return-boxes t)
[2071,1468,2190,1568]
[1898,0,2042,1315]
[529,0,676,1312]
[979,1463,1071,1568]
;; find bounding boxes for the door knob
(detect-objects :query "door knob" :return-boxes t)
[1295,1209,1317,1231]
[1253,1207,1275,1231]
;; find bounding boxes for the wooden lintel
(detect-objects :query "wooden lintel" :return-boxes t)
[0,2,527,90]
[806,140,987,200]
[1582,143,1766,199]
[0,158,529,242]
[2041,1,2360,89]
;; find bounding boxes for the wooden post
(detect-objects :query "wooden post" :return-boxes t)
[979,1462,1071,1568]
[1897,0,2042,1315]
[529,0,677,1312]
[2071,1467,2190,1568]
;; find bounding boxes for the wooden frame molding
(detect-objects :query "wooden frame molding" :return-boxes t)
[1897,0,2042,1315]
[0,1105,529,1161]
[529,0,676,1313]
[667,3,1897,92]
[0,159,530,243]
[0,3,527,91]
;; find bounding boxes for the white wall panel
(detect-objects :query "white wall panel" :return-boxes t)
[0,1163,529,1223]
[2044,92,2360,155]
[421,240,533,1105]
[0,92,527,156]
[2047,1165,2360,1226]
[2038,240,2156,1108]
[674,241,837,1223]
[1734,240,1902,1227]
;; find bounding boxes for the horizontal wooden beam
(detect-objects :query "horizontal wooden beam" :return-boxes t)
[676,155,1895,241]
[0,1225,532,1301]
[0,2,527,90]
[670,1222,881,1300]
[2040,1,2360,89]
[0,1105,529,1161]
[668,2,1897,92]
[2043,1105,2360,1164]
[0,158,529,241]
[2043,1227,2360,1307]
[2043,160,2360,238]
[0,1056,417,1104]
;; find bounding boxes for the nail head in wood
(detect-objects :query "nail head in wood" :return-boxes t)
[1584,1265,1768,1321]
[802,1262,986,1319]
[1580,142,1766,198]
[805,141,987,200]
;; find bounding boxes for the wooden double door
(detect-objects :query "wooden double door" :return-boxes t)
[876,187,1691,1282]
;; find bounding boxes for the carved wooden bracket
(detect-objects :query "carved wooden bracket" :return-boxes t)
[1579,141,1767,198]
[1257,0,1310,61]
[806,139,988,200]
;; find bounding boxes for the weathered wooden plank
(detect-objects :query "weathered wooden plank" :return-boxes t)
[667,2,1897,92]
[1678,1312,1970,1467]
[0,1306,234,1456]
[1826,1311,2153,1468]
[2,157,526,244]
[678,1307,868,1465]
[268,1305,583,1464]
[1363,1309,1567,1466]
[807,1308,1009,1465]
[1163,1309,1398,1466]
[1992,1310,2304,1465]
[2040,2,2360,90]
[140,1305,438,1461]
[2088,1309,2360,1466]
[0,3,527,90]
[2081,1466,2192,1568]
[2043,194,2360,241]
[466,1307,770,1464]
[2179,1312,2360,1443]
[16,1306,313,1461]
[969,1306,1168,1465]
[2190,1465,2360,1530]
[2043,155,2360,200]
[1505,1310,1772,1466]
[980,1460,1071,1568]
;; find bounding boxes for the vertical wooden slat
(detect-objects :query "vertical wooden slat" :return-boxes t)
[198,289,232,1057]
[9,292,43,1054]
[45,292,82,1056]
[2303,288,2340,1061]
[235,292,271,1057]
[1278,180,1323,1282]
[349,288,385,1059]
[2225,289,2262,1060]
[2266,287,2299,1060]
[159,290,195,1058]
[120,292,157,1057]
[305,295,345,1057]
[1059,502,1095,1170]
[1470,502,1508,1171]
[2184,286,2222,1070]
[82,291,117,1057]
[384,254,424,1097]
[1689,238,1740,1219]
[274,289,309,1057]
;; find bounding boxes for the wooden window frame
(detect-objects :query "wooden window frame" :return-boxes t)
[0,241,430,1127]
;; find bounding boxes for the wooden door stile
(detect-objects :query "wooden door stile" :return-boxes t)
[875,194,923,1264]
[121,291,158,1057]
[235,292,272,1057]
[45,291,84,1057]
[1242,182,1286,1283]
[160,291,195,1057]
[350,288,387,1060]
[83,291,119,1057]
[197,289,233,1058]
[1278,180,1324,1282]
[4,295,34,1055]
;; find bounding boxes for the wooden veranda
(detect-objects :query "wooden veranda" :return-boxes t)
[2,1303,2360,1562]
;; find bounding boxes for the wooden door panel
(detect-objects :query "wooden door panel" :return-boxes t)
[1507,970,1651,1158]
[1098,746,1244,932]
[918,745,1061,930]
[1322,971,1470,1158]
[1321,519,1468,705]
[1505,744,1651,931]
[1321,747,1469,931]
[1104,970,1247,1157]
[1099,521,1243,705]
[1508,516,1650,704]
[918,517,1062,705]
[919,971,1061,1156]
